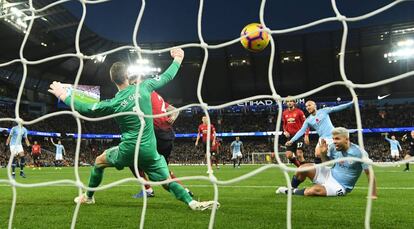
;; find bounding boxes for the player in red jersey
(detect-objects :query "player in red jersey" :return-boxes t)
[195,116,217,171]
[128,89,193,198]
[282,99,309,167]
[210,138,220,169]
[31,141,42,169]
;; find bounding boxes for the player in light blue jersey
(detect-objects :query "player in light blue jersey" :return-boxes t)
[230,137,243,168]
[384,133,402,163]
[277,127,377,198]
[51,138,66,170]
[6,124,31,179]
[286,100,354,164]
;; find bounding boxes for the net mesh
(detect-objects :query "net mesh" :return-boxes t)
[1,0,414,228]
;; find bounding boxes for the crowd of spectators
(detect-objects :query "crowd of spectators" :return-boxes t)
[1,102,414,166]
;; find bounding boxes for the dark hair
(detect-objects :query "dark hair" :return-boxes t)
[110,62,128,85]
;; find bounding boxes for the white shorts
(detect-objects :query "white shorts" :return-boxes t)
[391,150,399,157]
[56,155,63,161]
[316,137,334,148]
[10,145,24,156]
[313,166,346,197]
[232,151,242,159]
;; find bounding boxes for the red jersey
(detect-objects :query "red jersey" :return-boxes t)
[151,92,172,131]
[282,108,309,136]
[198,123,216,143]
[32,144,41,154]
[211,140,220,152]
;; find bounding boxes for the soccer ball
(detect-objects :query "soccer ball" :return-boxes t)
[240,23,270,52]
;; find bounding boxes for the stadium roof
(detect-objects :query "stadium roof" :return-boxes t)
[1,2,414,104]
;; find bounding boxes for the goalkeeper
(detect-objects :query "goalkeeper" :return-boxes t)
[48,48,218,211]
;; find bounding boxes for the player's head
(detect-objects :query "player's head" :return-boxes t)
[201,116,208,124]
[58,140,62,144]
[411,130,414,138]
[236,136,240,141]
[305,100,317,114]
[34,141,37,144]
[391,135,396,140]
[110,62,129,86]
[286,97,296,109]
[332,127,350,151]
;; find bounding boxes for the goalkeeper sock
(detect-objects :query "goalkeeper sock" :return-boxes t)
[86,165,104,198]
[167,181,193,204]
[291,175,303,188]
[293,188,305,196]
[20,157,25,171]
[289,157,301,167]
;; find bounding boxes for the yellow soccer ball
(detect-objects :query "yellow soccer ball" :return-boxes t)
[240,23,270,52]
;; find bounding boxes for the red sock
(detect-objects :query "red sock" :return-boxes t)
[290,158,301,167]
[138,170,151,190]
[169,171,184,186]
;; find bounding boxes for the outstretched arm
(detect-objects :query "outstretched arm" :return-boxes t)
[143,48,184,91]
[50,138,57,146]
[48,82,115,116]
[288,120,309,144]
[326,101,354,114]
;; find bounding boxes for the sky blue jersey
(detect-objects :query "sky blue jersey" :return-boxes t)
[9,125,28,146]
[328,143,370,192]
[231,141,243,153]
[290,102,353,142]
[385,137,402,151]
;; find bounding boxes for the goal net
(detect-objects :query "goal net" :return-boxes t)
[1,0,414,229]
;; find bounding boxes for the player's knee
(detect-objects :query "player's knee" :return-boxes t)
[285,151,293,158]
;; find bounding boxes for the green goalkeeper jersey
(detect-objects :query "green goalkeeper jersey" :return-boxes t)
[64,61,180,163]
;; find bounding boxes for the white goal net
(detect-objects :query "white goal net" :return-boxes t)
[1,0,414,229]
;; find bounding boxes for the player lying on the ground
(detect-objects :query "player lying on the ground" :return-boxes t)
[277,127,377,198]
[48,48,219,211]
[401,131,414,172]
[286,100,354,164]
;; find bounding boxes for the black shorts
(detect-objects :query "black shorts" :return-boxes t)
[32,154,40,160]
[155,129,175,164]
[282,135,304,152]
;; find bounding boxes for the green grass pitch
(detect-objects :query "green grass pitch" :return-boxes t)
[1,165,413,228]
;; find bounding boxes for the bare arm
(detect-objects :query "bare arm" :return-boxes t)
[401,134,407,142]
[364,169,378,199]
[212,129,216,146]
[25,138,31,147]
[166,105,179,124]
[50,138,57,146]
[195,129,201,146]
[319,139,330,162]
[5,135,11,146]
